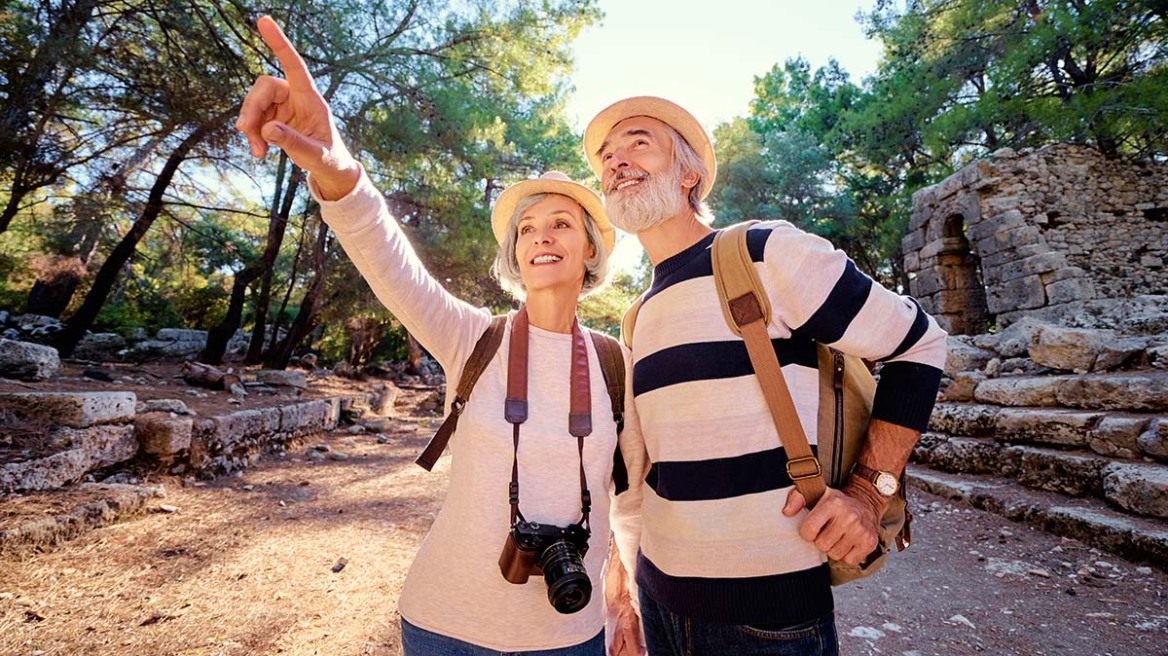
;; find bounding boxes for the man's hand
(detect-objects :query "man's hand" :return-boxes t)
[605,541,644,656]
[236,16,360,200]
[782,483,886,566]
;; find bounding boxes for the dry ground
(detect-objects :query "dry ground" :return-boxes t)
[0,373,1166,656]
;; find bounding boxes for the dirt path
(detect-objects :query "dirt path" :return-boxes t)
[1,394,1166,656]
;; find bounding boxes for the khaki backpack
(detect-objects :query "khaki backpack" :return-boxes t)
[621,221,909,585]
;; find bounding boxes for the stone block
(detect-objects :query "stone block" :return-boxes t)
[1009,445,1105,497]
[1029,326,1115,372]
[1102,462,1168,519]
[995,408,1102,446]
[1087,414,1151,459]
[986,275,1046,315]
[1045,277,1096,305]
[135,413,194,457]
[943,371,984,402]
[928,403,999,436]
[254,370,308,389]
[1094,337,1149,371]
[0,391,136,429]
[972,318,1047,358]
[975,376,1069,407]
[0,338,59,381]
[944,338,995,377]
[1138,418,1168,462]
[0,425,137,493]
[920,436,1003,474]
[1056,372,1168,411]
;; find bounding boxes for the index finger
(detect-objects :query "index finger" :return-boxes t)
[256,15,317,92]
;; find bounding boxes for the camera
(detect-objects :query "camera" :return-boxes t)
[499,519,592,614]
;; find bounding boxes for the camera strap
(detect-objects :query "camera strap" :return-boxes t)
[504,306,593,529]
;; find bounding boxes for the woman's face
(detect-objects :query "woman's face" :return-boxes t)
[514,194,595,298]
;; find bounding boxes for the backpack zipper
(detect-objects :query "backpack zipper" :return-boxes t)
[832,349,845,486]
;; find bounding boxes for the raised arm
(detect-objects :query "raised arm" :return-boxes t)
[236,16,360,201]
[236,16,488,372]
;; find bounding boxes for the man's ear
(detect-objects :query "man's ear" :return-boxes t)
[680,168,699,191]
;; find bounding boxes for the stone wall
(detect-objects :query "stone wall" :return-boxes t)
[903,144,1168,334]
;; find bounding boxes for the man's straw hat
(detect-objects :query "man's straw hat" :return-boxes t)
[583,96,717,200]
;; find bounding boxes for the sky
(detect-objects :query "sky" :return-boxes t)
[563,0,886,270]
[564,0,886,134]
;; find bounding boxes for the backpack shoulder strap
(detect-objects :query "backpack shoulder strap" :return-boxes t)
[588,330,629,495]
[415,315,507,471]
[710,222,827,506]
[620,294,644,349]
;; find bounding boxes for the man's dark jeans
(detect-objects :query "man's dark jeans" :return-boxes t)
[638,588,840,656]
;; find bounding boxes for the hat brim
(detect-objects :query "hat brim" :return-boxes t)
[583,96,717,201]
[490,178,615,255]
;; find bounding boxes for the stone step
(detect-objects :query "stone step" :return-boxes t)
[906,465,1168,569]
[0,424,139,494]
[913,435,1168,518]
[0,483,164,558]
[972,370,1168,411]
[0,391,137,428]
[929,402,1166,462]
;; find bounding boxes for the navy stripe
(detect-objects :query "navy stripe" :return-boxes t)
[795,260,873,344]
[871,360,944,432]
[645,445,819,501]
[632,338,818,397]
[637,552,833,625]
[644,226,769,304]
[884,297,929,361]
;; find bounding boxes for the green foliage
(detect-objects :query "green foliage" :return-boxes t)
[726,0,1168,285]
[0,0,604,364]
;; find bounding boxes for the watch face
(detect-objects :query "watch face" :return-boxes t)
[875,473,899,496]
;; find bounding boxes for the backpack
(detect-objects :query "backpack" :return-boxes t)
[620,221,909,585]
[416,315,630,495]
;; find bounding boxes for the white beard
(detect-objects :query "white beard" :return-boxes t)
[604,167,687,234]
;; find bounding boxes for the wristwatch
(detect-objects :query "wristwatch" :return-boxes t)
[851,463,900,497]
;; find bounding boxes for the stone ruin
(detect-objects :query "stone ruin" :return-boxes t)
[903,143,1168,335]
[900,144,1168,568]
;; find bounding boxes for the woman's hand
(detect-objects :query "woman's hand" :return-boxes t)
[605,541,644,656]
[236,16,360,200]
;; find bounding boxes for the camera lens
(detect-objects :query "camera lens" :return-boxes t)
[538,539,591,614]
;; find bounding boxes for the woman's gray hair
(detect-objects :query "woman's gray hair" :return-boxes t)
[491,193,611,300]
[664,124,713,222]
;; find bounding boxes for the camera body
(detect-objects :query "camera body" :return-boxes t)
[499,519,592,614]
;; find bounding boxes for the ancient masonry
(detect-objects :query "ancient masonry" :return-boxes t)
[902,144,1168,568]
[0,388,353,555]
[903,143,1168,335]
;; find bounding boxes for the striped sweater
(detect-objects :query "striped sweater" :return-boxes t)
[609,221,947,626]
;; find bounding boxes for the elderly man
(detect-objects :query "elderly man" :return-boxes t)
[590,97,947,656]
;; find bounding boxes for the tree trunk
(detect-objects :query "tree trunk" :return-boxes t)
[264,220,330,369]
[54,115,227,357]
[245,155,301,363]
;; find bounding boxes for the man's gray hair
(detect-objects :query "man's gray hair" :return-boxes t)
[491,193,611,300]
[664,124,713,222]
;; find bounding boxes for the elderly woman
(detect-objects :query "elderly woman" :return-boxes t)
[237,17,642,656]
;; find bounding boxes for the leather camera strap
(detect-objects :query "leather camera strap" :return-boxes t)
[504,306,593,527]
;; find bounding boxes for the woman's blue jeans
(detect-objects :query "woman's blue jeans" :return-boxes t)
[638,588,839,656]
[400,617,605,656]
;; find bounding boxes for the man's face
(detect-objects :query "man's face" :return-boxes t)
[597,116,688,233]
